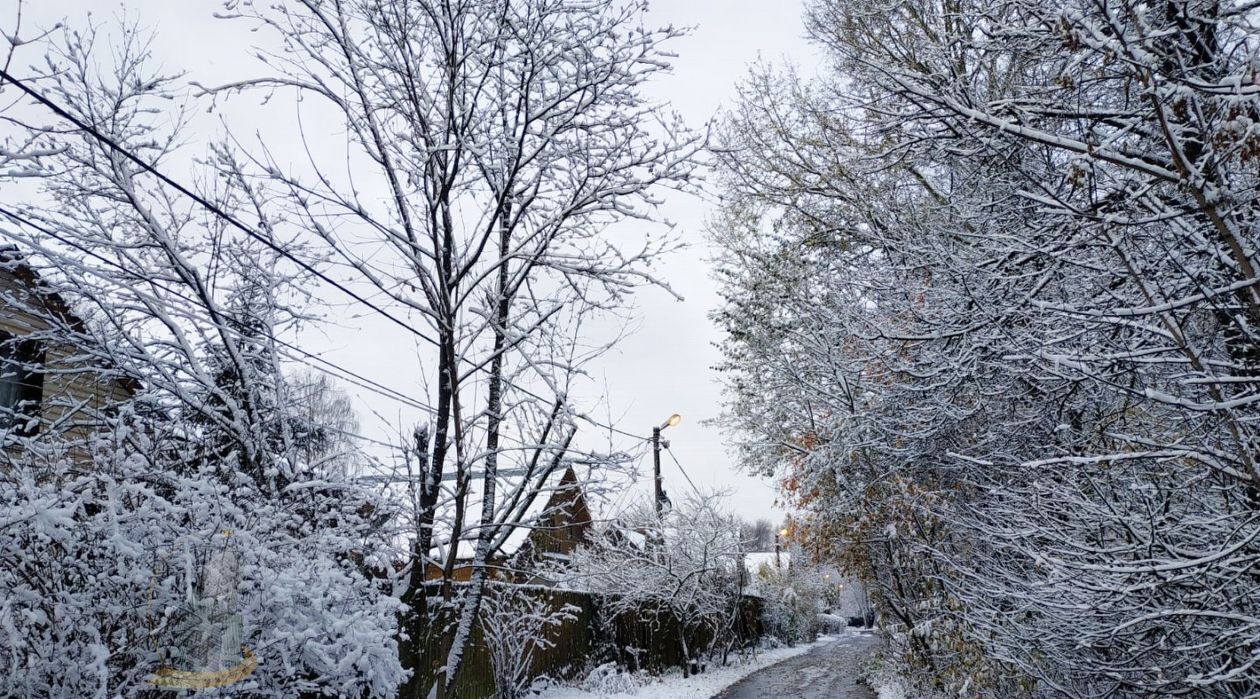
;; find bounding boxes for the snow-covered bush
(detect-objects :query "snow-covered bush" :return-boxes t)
[566,495,746,677]
[0,431,179,695]
[861,649,933,699]
[754,560,823,645]
[237,514,405,697]
[0,412,404,697]
[577,662,648,694]
[478,584,580,699]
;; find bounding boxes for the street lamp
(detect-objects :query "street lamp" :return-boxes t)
[653,414,681,515]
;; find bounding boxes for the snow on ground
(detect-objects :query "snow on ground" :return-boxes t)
[859,654,913,699]
[535,633,849,699]
[872,678,908,699]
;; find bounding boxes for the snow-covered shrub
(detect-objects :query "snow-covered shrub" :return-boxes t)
[860,643,948,699]
[0,410,405,698]
[0,439,178,695]
[566,495,746,677]
[477,584,580,699]
[237,517,405,697]
[578,661,648,694]
[816,612,847,634]
[754,562,822,645]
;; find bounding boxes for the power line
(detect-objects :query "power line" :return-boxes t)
[0,206,549,457]
[0,204,429,413]
[0,68,651,444]
[2,203,643,468]
[0,221,513,455]
[663,443,704,498]
[0,68,650,445]
[0,67,443,347]
[0,216,421,455]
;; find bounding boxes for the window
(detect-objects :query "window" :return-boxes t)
[0,331,44,436]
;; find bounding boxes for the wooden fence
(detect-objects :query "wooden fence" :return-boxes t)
[409,586,764,699]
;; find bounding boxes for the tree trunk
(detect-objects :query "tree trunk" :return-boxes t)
[442,200,514,692]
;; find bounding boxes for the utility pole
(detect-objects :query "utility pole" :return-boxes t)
[652,414,681,516]
[653,425,663,516]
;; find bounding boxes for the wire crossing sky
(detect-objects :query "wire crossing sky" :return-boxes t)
[6,0,818,522]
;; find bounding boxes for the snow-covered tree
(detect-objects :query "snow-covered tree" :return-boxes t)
[1,0,702,694]
[196,1,703,691]
[714,1,1260,696]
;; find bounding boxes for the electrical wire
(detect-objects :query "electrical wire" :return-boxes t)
[0,204,609,459]
[663,442,705,498]
[0,204,430,418]
[0,67,652,445]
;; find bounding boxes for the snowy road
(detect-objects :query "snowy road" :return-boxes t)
[711,630,880,699]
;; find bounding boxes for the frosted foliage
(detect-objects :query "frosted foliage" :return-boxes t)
[578,662,646,694]
[0,440,404,696]
[755,561,825,646]
[1,455,176,696]
[0,18,404,695]
[566,495,746,675]
[243,542,404,697]
[715,0,1260,696]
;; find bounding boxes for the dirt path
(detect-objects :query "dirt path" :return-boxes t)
[712,630,880,699]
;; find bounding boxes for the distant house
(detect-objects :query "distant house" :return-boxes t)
[514,466,593,564]
[423,465,594,583]
[0,248,136,451]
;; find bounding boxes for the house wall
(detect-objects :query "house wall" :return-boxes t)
[0,267,133,452]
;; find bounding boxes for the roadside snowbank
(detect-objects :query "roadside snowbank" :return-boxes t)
[858,645,924,699]
[535,633,847,699]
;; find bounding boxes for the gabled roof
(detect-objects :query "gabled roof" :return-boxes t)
[0,246,142,394]
[0,246,88,334]
[514,465,593,560]
[426,463,595,571]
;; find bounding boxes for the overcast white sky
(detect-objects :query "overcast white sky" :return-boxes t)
[11,1,819,524]
[592,0,819,522]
